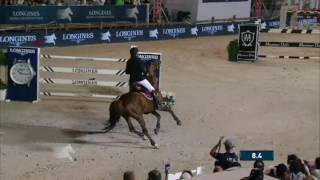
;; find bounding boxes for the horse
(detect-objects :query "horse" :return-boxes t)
[57,7,73,22]
[102,60,181,148]
[101,31,111,42]
[149,29,159,39]
[44,33,57,45]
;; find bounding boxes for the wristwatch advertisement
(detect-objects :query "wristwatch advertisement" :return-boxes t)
[6,46,40,102]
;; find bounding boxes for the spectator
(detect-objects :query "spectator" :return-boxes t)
[289,157,306,180]
[288,154,299,166]
[16,0,24,5]
[55,0,63,5]
[115,0,123,6]
[104,0,111,4]
[148,169,161,180]
[253,159,264,172]
[132,0,140,5]
[275,163,290,180]
[47,0,55,5]
[311,157,320,179]
[123,171,135,180]
[92,0,104,5]
[210,136,241,172]
[248,168,264,180]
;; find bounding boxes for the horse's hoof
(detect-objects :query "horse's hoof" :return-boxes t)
[154,129,159,135]
[177,121,182,126]
[153,143,160,149]
[142,135,147,141]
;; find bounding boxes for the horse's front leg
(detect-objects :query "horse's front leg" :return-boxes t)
[166,107,181,126]
[152,111,161,135]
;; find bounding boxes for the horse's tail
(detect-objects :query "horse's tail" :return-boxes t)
[103,100,122,132]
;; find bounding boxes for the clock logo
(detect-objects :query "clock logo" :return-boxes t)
[10,59,36,86]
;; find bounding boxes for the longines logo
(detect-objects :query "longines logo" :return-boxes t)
[87,10,113,19]
[201,25,223,35]
[62,33,94,44]
[163,28,186,38]
[0,35,37,46]
[9,47,36,56]
[116,30,144,41]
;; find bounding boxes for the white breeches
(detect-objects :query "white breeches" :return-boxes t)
[137,79,155,92]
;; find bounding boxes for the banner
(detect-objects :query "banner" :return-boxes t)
[0,5,147,24]
[203,0,248,2]
[6,46,40,102]
[0,22,241,48]
[237,23,259,61]
[138,52,161,88]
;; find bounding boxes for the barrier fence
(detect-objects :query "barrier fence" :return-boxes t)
[238,23,320,61]
[40,54,129,100]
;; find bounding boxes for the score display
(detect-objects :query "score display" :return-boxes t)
[240,150,274,161]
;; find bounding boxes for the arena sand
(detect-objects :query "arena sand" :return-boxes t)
[0,34,319,180]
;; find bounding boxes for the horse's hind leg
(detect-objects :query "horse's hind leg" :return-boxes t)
[152,111,161,135]
[123,116,145,139]
[132,114,158,148]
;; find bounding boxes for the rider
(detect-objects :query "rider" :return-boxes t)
[125,47,162,109]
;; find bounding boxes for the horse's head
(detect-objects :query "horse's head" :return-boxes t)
[126,6,139,22]
[66,7,73,15]
[147,61,160,89]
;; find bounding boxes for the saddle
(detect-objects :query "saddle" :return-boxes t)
[130,83,164,110]
[130,83,153,101]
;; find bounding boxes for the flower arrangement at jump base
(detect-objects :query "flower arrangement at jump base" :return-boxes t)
[161,91,176,109]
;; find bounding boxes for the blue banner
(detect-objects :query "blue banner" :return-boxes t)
[0,5,147,24]
[1,18,317,48]
[0,22,241,48]
[7,46,40,102]
[261,19,280,29]
[203,0,248,2]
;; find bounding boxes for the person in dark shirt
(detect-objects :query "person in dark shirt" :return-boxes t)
[147,169,161,180]
[123,171,135,180]
[125,47,149,88]
[125,47,162,109]
[210,136,241,172]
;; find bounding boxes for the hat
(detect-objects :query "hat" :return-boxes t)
[224,139,236,149]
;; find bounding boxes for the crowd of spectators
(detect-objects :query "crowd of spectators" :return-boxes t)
[266,155,320,180]
[0,0,150,6]
[122,136,320,180]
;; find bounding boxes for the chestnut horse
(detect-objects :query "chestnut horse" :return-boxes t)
[102,61,181,148]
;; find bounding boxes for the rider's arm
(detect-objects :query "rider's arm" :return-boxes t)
[125,60,131,74]
[210,136,224,158]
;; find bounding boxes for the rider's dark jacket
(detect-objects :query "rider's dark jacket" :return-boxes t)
[125,54,147,85]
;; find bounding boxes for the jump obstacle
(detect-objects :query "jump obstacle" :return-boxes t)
[40,54,129,100]
[39,52,161,101]
[238,24,320,61]
[260,28,320,34]
[258,33,320,60]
